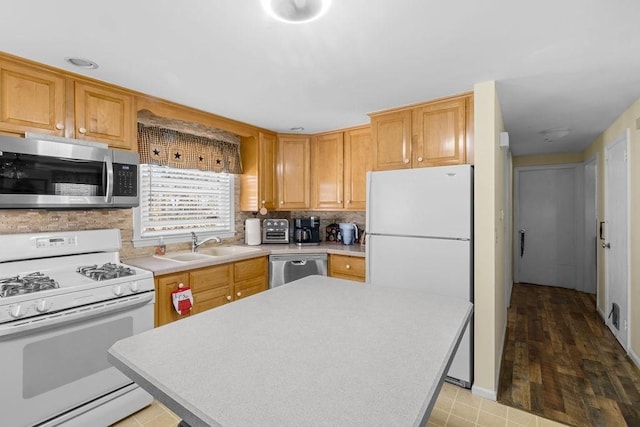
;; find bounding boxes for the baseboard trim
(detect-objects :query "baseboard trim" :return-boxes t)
[630,348,640,369]
[472,384,497,401]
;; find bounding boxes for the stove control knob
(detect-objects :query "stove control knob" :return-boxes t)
[10,305,24,318]
[36,301,48,313]
[129,282,140,293]
[113,285,123,296]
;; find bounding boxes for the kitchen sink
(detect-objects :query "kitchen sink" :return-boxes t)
[155,252,214,263]
[155,246,262,263]
[197,246,262,257]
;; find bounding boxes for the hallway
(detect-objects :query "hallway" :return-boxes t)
[498,283,640,426]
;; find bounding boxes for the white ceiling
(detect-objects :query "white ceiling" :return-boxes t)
[2,0,640,156]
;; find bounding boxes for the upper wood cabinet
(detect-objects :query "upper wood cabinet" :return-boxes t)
[311,126,372,211]
[311,132,344,210]
[0,55,137,150]
[343,127,373,210]
[74,80,136,150]
[370,93,473,171]
[240,131,278,212]
[277,134,311,210]
[412,97,466,167]
[371,110,412,170]
[0,59,66,136]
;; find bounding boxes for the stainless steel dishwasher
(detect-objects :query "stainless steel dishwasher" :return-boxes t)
[269,253,328,288]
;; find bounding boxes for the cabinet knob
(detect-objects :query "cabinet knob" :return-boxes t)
[78,127,87,134]
[261,200,266,205]
[346,264,351,269]
[403,158,409,164]
[417,157,423,162]
[347,200,351,204]
[280,201,284,204]
[226,295,232,301]
[55,123,64,130]
[236,291,242,297]
[338,200,342,204]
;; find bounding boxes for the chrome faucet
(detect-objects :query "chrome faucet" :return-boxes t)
[191,232,222,252]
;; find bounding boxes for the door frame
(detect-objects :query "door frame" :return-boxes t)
[513,163,584,286]
[603,128,631,350]
[582,154,598,294]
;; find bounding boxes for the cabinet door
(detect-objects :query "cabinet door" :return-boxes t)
[371,110,412,171]
[311,132,344,210]
[74,80,135,150]
[233,256,267,283]
[0,60,66,136]
[277,135,310,209]
[328,254,366,282]
[412,98,466,167]
[190,264,233,313]
[234,276,267,300]
[155,272,190,327]
[344,127,372,210]
[259,132,278,211]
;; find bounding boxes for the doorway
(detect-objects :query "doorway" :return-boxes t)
[514,164,582,288]
[603,129,630,350]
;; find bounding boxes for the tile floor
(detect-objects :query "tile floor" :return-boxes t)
[111,383,568,427]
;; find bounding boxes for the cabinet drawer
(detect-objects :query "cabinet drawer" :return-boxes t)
[234,256,267,282]
[190,264,232,293]
[192,285,231,314]
[329,255,365,279]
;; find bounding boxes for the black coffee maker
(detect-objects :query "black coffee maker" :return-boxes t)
[292,217,321,245]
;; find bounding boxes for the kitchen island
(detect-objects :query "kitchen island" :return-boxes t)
[108,276,472,427]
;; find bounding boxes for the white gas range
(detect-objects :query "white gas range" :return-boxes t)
[0,229,155,427]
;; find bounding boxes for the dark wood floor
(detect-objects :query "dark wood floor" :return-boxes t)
[498,283,640,426]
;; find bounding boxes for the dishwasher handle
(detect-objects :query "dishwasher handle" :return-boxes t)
[290,260,307,266]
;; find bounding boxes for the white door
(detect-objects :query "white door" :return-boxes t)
[515,165,579,288]
[604,130,629,349]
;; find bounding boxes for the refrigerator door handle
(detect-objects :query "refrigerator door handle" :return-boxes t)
[519,229,526,257]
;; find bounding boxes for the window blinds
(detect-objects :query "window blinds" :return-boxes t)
[138,164,233,236]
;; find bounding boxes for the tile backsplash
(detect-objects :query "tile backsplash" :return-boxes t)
[0,180,366,259]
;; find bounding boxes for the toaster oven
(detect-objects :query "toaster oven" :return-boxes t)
[262,219,289,243]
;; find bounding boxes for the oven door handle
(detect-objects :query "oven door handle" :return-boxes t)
[0,293,154,340]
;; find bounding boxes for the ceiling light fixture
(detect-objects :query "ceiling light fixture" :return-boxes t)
[290,126,305,132]
[540,128,570,142]
[261,0,332,24]
[65,57,99,69]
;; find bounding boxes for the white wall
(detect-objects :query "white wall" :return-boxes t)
[472,80,509,399]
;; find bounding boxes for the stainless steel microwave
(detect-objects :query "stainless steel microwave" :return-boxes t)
[0,134,139,209]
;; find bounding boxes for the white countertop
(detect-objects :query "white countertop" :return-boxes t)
[108,276,472,427]
[124,243,366,275]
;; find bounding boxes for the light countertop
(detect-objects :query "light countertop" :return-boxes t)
[124,242,365,276]
[108,275,472,427]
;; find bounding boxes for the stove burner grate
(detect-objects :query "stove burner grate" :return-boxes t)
[0,272,60,298]
[76,263,136,281]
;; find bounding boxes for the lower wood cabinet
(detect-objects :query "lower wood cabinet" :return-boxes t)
[328,254,366,282]
[154,256,268,327]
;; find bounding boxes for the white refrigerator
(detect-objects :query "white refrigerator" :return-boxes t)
[365,165,473,388]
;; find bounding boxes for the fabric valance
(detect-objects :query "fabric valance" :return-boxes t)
[137,116,242,174]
